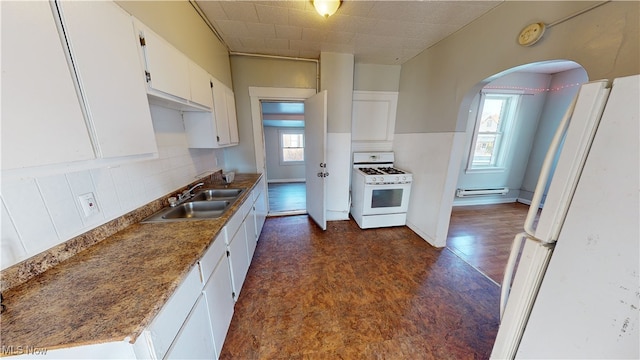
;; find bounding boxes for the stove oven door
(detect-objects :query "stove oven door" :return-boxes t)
[362,182,411,215]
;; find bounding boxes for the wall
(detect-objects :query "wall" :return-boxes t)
[263,126,306,182]
[1,2,231,270]
[394,1,639,247]
[354,64,401,91]
[519,67,589,202]
[1,106,223,269]
[320,52,354,221]
[225,56,317,174]
[116,0,232,87]
[454,72,552,205]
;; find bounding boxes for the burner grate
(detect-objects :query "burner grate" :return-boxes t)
[359,167,384,175]
[378,167,406,175]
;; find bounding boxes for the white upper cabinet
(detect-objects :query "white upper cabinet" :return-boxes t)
[1,1,95,170]
[183,78,239,148]
[351,91,399,151]
[212,78,232,146]
[136,20,191,102]
[189,62,215,109]
[225,87,240,145]
[134,19,212,111]
[57,0,158,158]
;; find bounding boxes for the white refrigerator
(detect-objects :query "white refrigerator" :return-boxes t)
[491,74,639,359]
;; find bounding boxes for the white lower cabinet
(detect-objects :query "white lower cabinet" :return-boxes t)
[202,254,235,359]
[227,222,249,301]
[138,265,203,359]
[22,179,269,359]
[246,205,258,261]
[165,293,215,359]
[254,177,268,239]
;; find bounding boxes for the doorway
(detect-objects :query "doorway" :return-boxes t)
[261,101,307,216]
[446,60,588,285]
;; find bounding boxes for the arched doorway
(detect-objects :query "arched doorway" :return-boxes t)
[445,60,588,284]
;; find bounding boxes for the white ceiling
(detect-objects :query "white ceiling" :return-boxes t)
[194,0,503,65]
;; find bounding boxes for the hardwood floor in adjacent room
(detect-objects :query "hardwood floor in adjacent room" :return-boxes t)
[446,202,531,285]
[267,182,306,215]
[219,216,499,359]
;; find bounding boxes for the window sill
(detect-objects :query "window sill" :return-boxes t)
[465,167,506,174]
[279,161,304,166]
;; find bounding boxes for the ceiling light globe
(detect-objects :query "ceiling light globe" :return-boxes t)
[313,0,341,18]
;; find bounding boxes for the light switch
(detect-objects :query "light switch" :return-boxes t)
[78,193,100,217]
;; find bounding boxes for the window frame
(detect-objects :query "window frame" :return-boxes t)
[278,129,305,165]
[466,91,522,173]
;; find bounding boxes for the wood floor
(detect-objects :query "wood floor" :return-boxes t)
[446,202,531,285]
[267,182,306,215]
[219,216,499,359]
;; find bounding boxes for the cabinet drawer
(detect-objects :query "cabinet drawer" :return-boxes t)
[198,232,226,284]
[145,265,202,359]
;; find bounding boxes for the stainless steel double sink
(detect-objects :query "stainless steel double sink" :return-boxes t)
[142,188,246,223]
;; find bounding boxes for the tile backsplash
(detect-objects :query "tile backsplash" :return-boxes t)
[1,105,223,270]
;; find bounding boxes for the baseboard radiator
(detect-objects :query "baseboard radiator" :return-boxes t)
[456,187,509,197]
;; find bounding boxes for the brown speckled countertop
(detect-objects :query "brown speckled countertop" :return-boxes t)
[0,174,261,353]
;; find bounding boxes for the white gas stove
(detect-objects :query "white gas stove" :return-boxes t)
[351,152,413,229]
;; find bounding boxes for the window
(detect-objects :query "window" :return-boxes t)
[468,92,521,171]
[279,129,304,164]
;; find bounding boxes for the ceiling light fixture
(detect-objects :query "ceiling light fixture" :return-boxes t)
[313,0,341,18]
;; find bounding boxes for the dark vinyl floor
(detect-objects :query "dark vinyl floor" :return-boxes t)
[447,202,531,285]
[219,216,500,359]
[267,182,306,214]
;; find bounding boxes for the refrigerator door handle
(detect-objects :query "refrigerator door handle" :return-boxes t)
[523,95,578,237]
[500,232,529,319]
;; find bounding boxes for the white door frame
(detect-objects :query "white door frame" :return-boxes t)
[249,87,317,174]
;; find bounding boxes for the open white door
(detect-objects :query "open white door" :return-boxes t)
[304,90,328,230]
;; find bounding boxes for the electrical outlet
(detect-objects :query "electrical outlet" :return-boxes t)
[78,193,100,217]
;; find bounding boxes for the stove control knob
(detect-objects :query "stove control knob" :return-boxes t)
[395,176,399,182]
[402,176,407,181]
[371,177,377,182]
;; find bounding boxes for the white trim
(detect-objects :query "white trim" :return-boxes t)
[278,129,305,165]
[481,88,526,95]
[466,93,522,171]
[453,197,518,206]
[464,167,506,174]
[249,87,316,174]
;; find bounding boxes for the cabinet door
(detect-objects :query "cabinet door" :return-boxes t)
[203,255,235,359]
[351,91,398,150]
[146,265,202,359]
[188,62,214,109]
[137,22,191,101]
[165,294,216,359]
[1,1,95,170]
[57,1,157,158]
[246,206,258,261]
[225,88,239,144]
[227,224,249,300]
[212,79,231,146]
[255,186,268,238]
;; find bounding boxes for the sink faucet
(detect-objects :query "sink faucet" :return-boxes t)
[174,182,204,205]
